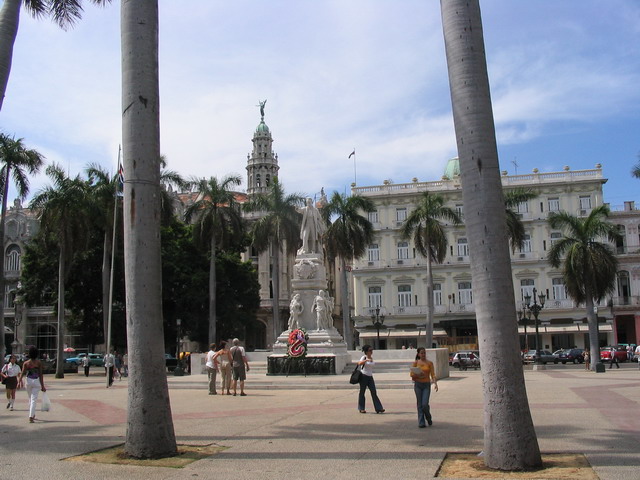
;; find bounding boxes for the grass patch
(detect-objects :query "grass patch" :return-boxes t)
[64,443,228,468]
[437,452,598,479]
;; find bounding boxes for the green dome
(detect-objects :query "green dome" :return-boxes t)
[256,121,270,134]
[443,157,460,179]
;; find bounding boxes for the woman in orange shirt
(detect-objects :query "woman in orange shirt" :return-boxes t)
[410,347,438,428]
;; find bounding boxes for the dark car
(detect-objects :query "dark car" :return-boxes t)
[523,349,557,364]
[65,353,104,367]
[556,348,585,364]
[165,353,178,372]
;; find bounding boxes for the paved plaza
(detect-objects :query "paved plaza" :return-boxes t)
[0,362,639,480]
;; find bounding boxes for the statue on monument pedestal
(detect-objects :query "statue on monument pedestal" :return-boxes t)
[298,198,326,255]
[288,294,303,330]
[312,290,334,331]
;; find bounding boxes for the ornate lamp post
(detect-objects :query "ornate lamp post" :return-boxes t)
[524,288,545,365]
[11,290,24,355]
[517,308,530,352]
[370,307,385,350]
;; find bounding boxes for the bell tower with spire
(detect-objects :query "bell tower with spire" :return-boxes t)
[246,99,279,196]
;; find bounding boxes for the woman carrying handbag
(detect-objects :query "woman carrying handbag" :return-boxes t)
[357,345,384,414]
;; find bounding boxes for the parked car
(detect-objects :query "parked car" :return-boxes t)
[451,351,480,370]
[65,353,104,367]
[599,346,627,363]
[555,348,585,364]
[523,350,557,364]
[165,353,178,372]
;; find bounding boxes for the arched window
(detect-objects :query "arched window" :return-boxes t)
[5,245,21,272]
[266,174,271,186]
[256,174,261,188]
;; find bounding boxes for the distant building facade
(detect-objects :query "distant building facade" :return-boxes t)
[350,162,640,351]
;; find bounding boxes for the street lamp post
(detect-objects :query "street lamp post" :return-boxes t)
[174,318,184,376]
[11,291,23,354]
[524,288,545,365]
[517,308,530,352]
[370,307,385,350]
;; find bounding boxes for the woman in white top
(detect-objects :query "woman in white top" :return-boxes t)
[1,355,21,411]
[213,341,233,395]
[357,345,384,414]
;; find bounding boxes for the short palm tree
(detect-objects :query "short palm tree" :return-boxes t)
[0,0,111,112]
[243,177,304,343]
[0,134,44,358]
[322,192,375,348]
[400,191,462,349]
[30,164,91,378]
[548,205,621,371]
[185,174,244,345]
[504,188,538,251]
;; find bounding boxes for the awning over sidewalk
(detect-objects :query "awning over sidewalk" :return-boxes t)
[358,328,448,339]
[517,323,613,334]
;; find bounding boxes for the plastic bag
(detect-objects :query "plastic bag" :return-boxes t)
[41,392,51,412]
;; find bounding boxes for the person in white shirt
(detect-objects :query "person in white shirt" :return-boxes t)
[356,345,384,414]
[1,355,21,410]
[81,355,90,377]
[205,343,218,395]
[230,338,250,396]
[104,352,115,387]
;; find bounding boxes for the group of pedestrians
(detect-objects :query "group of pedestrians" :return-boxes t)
[0,346,46,423]
[205,338,250,396]
[356,345,438,428]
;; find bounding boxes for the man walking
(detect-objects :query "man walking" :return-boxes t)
[82,355,90,377]
[609,349,620,369]
[205,343,218,395]
[104,351,115,386]
[230,338,250,396]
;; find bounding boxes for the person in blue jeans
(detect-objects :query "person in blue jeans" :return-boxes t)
[357,345,384,414]
[410,347,438,428]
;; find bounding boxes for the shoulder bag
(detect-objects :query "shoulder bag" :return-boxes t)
[349,364,362,384]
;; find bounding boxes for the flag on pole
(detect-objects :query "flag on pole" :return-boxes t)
[117,146,124,189]
[348,149,355,158]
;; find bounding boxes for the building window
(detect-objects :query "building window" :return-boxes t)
[550,232,562,247]
[265,174,271,186]
[548,197,560,212]
[579,195,592,211]
[552,278,567,301]
[398,285,412,307]
[256,174,261,188]
[517,201,529,214]
[455,204,464,217]
[5,246,21,272]
[457,238,469,257]
[368,286,382,308]
[396,207,407,222]
[367,244,380,262]
[433,283,442,306]
[520,279,535,302]
[397,241,409,260]
[458,281,473,304]
[519,234,532,253]
[368,210,379,223]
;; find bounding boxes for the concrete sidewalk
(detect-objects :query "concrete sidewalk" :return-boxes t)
[1,363,638,479]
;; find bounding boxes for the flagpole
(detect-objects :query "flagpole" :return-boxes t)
[106,145,121,387]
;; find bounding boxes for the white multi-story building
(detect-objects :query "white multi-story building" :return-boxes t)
[350,161,640,352]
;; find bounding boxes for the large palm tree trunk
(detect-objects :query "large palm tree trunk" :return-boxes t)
[121,0,176,459]
[340,257,351,348]
[208,235,217,345]
[55,247,65,378]
[0,0,20,112]
[424,252,434,349]
[101,230,112,345]
[441,0,541,470]
[0,164,10,358]
[584,287,599,372]
[271,244,281,344]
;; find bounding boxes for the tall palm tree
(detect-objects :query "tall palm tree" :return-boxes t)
[86,163,120,347]
[548,206,621,372]
[121,0,176,458]
[632,159,640,179]
[504,188,538,251]
[0,0,111,112]
[185,175,244,346]
[0,134,43,358]
[441,0,542,470]
[30,164,91,378]
[322,192,375,348]
[158,155,187,225]
[244,177,304,344]
[400,191,462,349]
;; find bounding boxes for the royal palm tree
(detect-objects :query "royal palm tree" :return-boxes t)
[548,206,621,372]
[86,163,120,347]
[441,0,542,469]
[322,192,375,348]
[244,177,304,343]
[0,0,111,112]
[504,188,538,251]
[121,0,176,458]
[30,164,91,378]
[0,134,43,358]
[400,191,462,349]
[158,155,187,225]
[185,174,244,345]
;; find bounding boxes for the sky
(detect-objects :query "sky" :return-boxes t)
[1,0,639,208]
